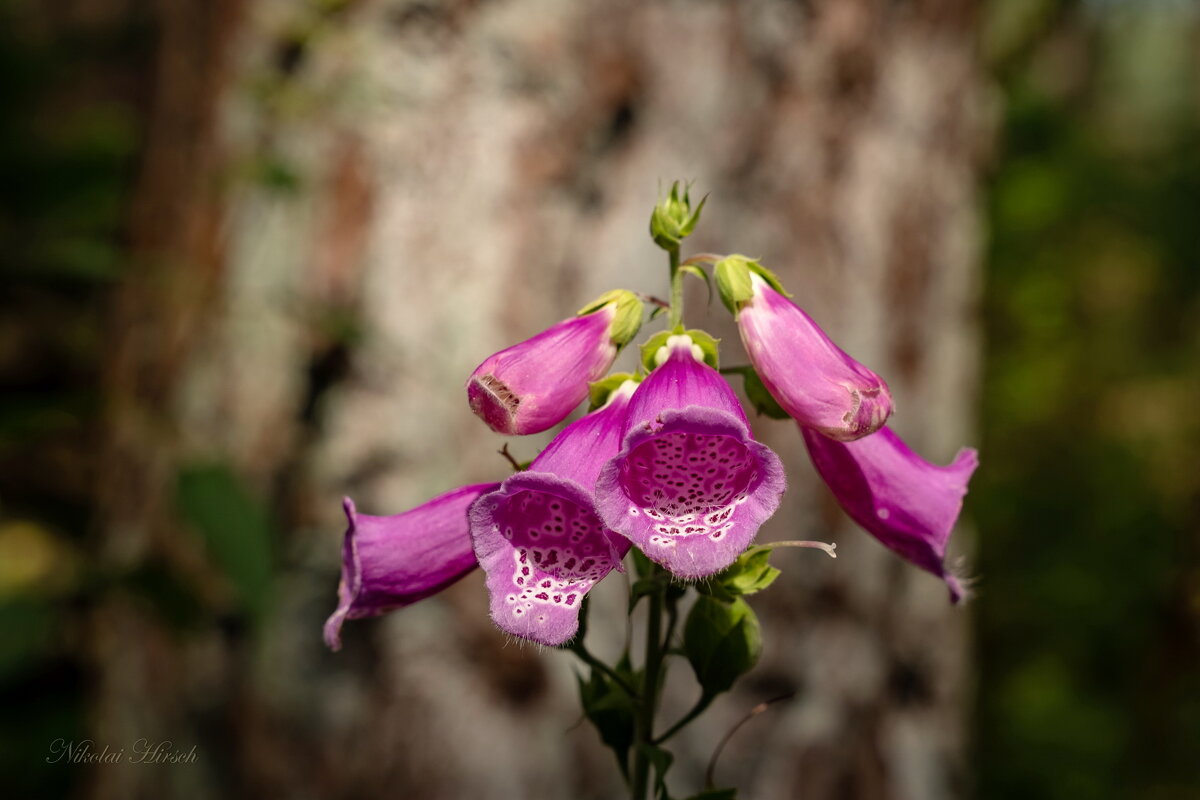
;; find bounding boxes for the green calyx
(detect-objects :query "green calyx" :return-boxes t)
[713,255,790,314]
[578,289,645,347]
[649,181,707,251]
[723,365,790,419]
[587,372,642,411]
[639,329,720,372]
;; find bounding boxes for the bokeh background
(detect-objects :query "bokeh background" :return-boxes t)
[1,1,1196,798]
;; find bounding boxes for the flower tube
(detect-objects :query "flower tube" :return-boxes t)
[324,483,500,651]
[801,425,977,602]
[466,290,643,435]
[718,257,892,441]
[595,335,786,578]
[470,381,637,646]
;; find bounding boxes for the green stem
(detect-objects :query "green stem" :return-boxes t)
[652,693,713,745]
[667,246,683,329]
[631,566,667,800]
[568,640,638,698]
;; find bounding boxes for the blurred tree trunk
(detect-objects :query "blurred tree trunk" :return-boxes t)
[91,1,986,799]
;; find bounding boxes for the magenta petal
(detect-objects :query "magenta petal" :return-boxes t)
[738,275,892,441]
[466,307,618,435]
[801,425,978,602]
[596,340,786,578]
[470,386,634,646]
[324,483,500,651]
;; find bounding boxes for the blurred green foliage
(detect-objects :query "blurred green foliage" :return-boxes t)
[976,1,1200,798]
[176,462,277,624]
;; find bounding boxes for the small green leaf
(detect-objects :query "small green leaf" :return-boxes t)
[681,193,708,237]
[715,549,781,596]
[737,367,790,420]
[578,662,639,777]
[683,596,762,697]
[636,743,676,800]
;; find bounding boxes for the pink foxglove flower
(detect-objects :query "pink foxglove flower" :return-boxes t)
[801,425,977,602]
[596,335,786,578]
[324,484,500,650]
[466,290,643,435]
[732,267,892,442]
[470,381,637,646]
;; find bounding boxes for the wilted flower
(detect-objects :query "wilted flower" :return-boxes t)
[470,380,638,646]
[801,425,978,601]
[718,256,892,441]
[466,290,643,436]
[595,335,786,578]
[324,484,500,651]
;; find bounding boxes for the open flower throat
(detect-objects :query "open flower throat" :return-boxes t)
[619,431,757,542]
[494,489,616,615]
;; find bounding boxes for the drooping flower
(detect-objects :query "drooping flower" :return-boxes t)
[595,335,786,578]
[324,483,501,651]
[470,380,638,646]
[801,425,978,602]
[466,290,643,436]
[717,256,892,441]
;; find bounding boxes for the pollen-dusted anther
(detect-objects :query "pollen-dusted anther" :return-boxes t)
[596,335,786,578]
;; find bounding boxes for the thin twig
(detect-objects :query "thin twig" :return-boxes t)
[498,443,523,472]
[652,693,713,745]
[705,693,796,790]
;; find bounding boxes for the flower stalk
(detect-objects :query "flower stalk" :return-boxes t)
[667,245,683,330]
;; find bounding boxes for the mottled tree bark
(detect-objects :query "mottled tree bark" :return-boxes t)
[92,1,986,798]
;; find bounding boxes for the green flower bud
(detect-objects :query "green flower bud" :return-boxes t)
[649,181,706,251]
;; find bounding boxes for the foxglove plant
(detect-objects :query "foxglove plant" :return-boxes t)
[326,183,978,800]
